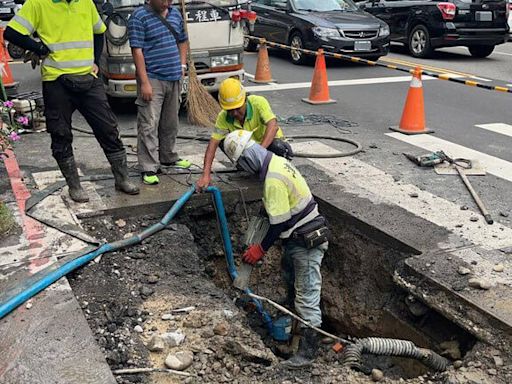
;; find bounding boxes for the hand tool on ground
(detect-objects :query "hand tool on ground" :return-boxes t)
[233,216,269,290]
[404,151,493,225]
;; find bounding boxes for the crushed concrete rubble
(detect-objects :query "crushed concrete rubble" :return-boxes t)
[66,211,512,384]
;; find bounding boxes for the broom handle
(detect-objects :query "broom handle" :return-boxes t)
[179,0,193,64]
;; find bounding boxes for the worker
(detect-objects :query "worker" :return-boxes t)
[4,0,139,202]
[195,78,293,191]
[224,130,329,369]
[128,0,191,186]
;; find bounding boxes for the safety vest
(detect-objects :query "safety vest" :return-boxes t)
[263,155,319,239]
[8,0,106,82]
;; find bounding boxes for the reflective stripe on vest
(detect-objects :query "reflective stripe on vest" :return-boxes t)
[12,15,34,34]
[43,58,94,69]
[47,41,94,51]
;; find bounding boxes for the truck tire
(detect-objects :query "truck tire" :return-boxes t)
[289,32,307,65]
[468,45,495,58]
[243,24,258,52]
[408,25,433,58]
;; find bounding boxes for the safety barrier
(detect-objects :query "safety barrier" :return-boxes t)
[246,36,512,94]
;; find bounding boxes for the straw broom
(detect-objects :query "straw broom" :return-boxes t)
[179,0,221,127]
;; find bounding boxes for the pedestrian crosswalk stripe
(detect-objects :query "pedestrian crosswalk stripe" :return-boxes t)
[294,140,512,252]
[475,123,512,138]
[386,132,512,183]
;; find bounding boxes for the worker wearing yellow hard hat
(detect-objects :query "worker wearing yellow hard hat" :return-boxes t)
[196,78,293,192]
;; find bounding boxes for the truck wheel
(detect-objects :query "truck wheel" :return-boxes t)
[290,32,307,65]
[468,45,495,58]
[408,25,433,58]
[243,24,258,52]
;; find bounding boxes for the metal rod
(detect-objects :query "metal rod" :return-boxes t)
[455,165,493,224]
[112,368,191,377]
[247,292,352,345]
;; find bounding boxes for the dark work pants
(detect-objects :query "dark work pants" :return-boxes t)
[42,76,124,161]
[219,138,294,160]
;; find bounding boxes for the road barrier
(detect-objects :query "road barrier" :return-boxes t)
[246,36,512,95]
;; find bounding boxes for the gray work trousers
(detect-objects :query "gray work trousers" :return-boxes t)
[136,78,180,173]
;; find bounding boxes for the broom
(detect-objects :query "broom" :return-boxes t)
[179,0,221,127]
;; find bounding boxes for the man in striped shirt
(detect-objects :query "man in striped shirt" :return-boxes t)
[128,0,191,185]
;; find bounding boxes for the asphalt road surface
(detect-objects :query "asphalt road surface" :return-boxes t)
[7,42,512,229]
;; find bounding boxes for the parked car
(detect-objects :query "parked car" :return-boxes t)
[359,0,509,58]
[508,0,512,37]
[247,0,391,64]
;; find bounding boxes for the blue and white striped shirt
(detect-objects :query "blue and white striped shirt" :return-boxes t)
[128,6,188,82]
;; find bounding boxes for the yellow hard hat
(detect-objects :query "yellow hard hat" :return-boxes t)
[218,78,246,110]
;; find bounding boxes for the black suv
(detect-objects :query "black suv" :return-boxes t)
[359,0,509,58]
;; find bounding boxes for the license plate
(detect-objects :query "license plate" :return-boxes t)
[475,11,493,21]
[0,8,11,13]
[354,41,371,51]
[123,84,137,92]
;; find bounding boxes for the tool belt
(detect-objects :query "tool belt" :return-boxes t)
[290,216,329,249]
[59,74,95,93]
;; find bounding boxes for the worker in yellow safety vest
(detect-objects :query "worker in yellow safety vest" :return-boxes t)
[196,78,293,192]
[5,0,139,202]
[223,130,329,369]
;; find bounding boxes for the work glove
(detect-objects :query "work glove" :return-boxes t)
[242,243,265,265]
[23,43,50,70]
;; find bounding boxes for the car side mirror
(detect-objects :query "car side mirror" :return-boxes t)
[274,2,288,11]
[102,2,114,16]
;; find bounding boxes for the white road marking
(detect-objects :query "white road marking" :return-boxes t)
[245,75,436,92]
[386,132,512,183]
[494,51,512,57]
[476,123,512,138]
[470,76,492,82]
[245,72,255,79]
[296,141,512,255]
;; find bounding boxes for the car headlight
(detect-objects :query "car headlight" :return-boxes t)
[108,63,136,74]
[211,54,239,68]
[379,25,390,37]
[312,27,343,40]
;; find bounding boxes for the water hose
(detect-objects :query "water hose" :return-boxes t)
[70,128,363,158]
[0,186,196,320]
[207,186,273,332]
[342,337,449,372]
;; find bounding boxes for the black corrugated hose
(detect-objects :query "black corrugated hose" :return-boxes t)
[342,337,449,372]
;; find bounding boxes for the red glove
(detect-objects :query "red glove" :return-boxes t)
[242,244,265,265]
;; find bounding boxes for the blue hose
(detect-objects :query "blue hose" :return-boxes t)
[207,187,273,332]
[0,186,196,320]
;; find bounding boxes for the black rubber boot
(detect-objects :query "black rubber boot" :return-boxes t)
[105,150,140,195]
[56,157,89,203]
[281,328,319,370]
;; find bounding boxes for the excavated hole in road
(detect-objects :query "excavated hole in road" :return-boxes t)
[70,188,476,383]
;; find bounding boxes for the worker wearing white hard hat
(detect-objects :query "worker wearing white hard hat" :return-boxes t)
[224,130,329,370]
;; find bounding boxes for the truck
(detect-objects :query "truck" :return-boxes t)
[99,0,256,99]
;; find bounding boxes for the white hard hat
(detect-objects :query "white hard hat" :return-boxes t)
[224,130,255,163]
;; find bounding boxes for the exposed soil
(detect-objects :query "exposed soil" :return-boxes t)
[68,194,512,383]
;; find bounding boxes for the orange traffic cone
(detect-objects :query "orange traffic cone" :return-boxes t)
[252,40,274,84]
[390,67,433,135]
[302,49,335,105]
[0,28,17,89]
[0,28,12,62]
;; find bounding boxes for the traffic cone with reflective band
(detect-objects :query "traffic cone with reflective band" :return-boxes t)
[252,40,274,84]
[0,28,17,89]
[389,67,433,135]
[302,49,336,105]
